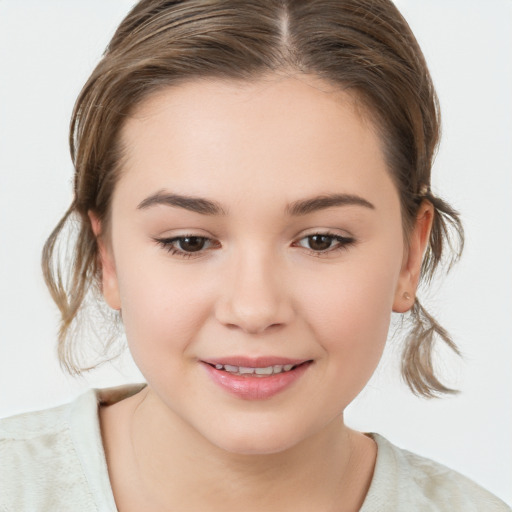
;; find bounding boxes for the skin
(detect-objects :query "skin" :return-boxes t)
[91,74,433,511]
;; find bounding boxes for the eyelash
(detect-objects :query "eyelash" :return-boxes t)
[153,232,355,259]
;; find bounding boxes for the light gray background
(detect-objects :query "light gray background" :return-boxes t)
[0,0,511,505]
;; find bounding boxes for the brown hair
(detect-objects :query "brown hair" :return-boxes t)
[42,0,464,398]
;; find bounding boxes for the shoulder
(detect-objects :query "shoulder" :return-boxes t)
[0,388,118,512]
[361,433,511,512]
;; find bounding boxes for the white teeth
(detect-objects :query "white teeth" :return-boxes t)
[255,366,274,375]
[214,363,297,375]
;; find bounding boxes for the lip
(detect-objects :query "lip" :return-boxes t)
[200,357,312,400]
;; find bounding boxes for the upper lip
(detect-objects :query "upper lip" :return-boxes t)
[201,356,311,368]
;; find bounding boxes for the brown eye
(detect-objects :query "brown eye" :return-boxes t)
[178,237,207,252]
[296,232,355,255]
[154,235,219,258]
[307,234,335,251]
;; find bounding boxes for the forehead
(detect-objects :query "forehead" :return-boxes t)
[114,75,397,213]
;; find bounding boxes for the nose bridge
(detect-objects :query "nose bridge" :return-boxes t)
[216,241,293,334]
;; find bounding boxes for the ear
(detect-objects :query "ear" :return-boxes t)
[393,201,434,313]
[88,211,121,311]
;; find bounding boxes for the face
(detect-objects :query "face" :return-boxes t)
[94,75,428,454]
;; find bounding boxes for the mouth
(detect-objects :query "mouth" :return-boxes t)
[201,358,313,400]
[204,361,310,377]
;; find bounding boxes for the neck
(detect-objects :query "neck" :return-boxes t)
[101,387,376,512]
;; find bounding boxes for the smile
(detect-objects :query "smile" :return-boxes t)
[201,358,312,400]
[211,363,298,376]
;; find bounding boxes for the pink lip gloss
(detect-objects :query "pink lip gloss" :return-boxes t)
[201,358,311,400]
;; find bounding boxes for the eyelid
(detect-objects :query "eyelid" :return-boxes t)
[153,234,219,259]
[297,227,354,239]
[293,231,356,257]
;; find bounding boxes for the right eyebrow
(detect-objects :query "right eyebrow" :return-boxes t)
[137,191,227,216]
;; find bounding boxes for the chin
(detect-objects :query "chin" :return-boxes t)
[200,416,314,456]
[214,434,301,456]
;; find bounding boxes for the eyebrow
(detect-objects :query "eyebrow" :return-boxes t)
[137,191,375,216]
[137,191,227,215]
[285,193,375,216]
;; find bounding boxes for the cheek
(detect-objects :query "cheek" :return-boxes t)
[114,252,215,366]
[296,251,401,392]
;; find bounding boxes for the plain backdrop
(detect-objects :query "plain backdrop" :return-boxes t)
[0,0,511,505]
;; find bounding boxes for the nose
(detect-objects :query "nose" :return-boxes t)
[215,247,294,335]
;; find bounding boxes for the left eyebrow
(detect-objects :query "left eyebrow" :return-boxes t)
[285,193,375,216]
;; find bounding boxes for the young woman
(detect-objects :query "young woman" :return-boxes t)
[1,1,510,510]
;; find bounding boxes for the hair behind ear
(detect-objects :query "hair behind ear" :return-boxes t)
[421,193,464,282]
[42,206,107,374]
[399,191,464,398]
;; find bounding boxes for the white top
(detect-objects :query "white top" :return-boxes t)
[1,385,510,512]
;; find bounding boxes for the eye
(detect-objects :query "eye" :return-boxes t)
[175,236,207,252]
[296,233,355,255]
[153,235,219,259]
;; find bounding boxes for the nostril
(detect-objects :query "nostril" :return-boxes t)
[214,289,295,334]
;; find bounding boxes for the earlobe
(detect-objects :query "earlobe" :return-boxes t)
[88,211,121,311]
[392,201,434,313]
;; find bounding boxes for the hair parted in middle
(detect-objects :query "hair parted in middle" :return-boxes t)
[42,0,464,398]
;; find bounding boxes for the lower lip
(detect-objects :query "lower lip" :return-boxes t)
[202,362,311,400]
